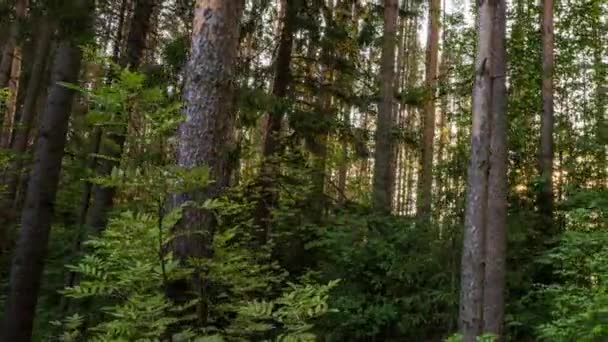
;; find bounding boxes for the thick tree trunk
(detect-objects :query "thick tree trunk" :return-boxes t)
[0,0,28,147]
[86,0,157,234]
[538,0,554,225]
[0,18,54,254]
[483,0,508,338]
[372,0,398,212]
[0,1,91,337]
[3,17,54,207]
[416,0,440,222]
[459,0,495,339]
[254,0,296,241]
[168,0,244,323]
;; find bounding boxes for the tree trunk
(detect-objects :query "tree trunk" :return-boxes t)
[372,0,398,212]
[0,2,91,338]
[2,17,54,207]
[0,0,28,146]
[168,0,244,324]
[0,0,28,89]
[1,44,22,148]
[0,17,54,254]
[459,0,495,339]
[76,0,127,233]
[86,0,157,234]
[435,1,449,225]
[337,108,350,200]
[538,0,554,226]
[483,0,508,338]
[416,0,440,221]
[254,0,296,242]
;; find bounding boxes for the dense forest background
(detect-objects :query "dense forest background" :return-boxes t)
[0,0,605,341]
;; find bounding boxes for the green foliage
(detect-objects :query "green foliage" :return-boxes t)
[444,333,498,342]
[509,189,608,341]
[313,212,457,340]
[59,202,336,341]
[533,231,608,341]
[8,0,605,340]
[50,66,337,341]
[533,200,608,341]
[231,280,339,340]
[58,210,188,340]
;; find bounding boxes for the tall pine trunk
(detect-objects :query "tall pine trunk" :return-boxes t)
[86,0,157,233]
[459,0,495,338]
[417,0,440,221]
[1,43,22,148]
[254,0,296,242]
[0,0,27,88]
[483,0,508,337]
[0,0,28,146]
[76,0,127,235]
[372,0,398,212]
[0,17,54,254]
[538,0,554,226]
[168,0,244,323]
[0,2,91,339]
[2,17,54,208]
[460,0,509,339]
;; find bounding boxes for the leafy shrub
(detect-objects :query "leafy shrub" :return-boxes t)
[314,211,458,340]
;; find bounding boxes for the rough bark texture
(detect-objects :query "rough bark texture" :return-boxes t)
[1,43,22,148]
[0,12,86,339]
[538,0,554,226]
[0,0,27,89]
[372,0,398,212]
[254,0,296,242]
[417,0,440,221]
[0,18,54,255]
[3,17,54,208]
[168,0,244,323]
[0,0,28,147]
[86,0,157,234]
[483,0,508,337]
[459,0,495,339]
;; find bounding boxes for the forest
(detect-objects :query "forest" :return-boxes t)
[0,0,605,341]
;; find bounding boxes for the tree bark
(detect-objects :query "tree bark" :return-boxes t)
[0,0,28,89]
[0,17,54,254]
[372,0,398,212]
[86,0,157,234]
[2,17,54,207]
[77,0,127,234]
[168,0,244,323]
[483,0,508,338]
[337,108,350,200]
[254,0,296,242]
[435,1,449,224]
[0,0,28,147]
[0,2,91,338]
[1,43,22,148]
[538,0,554,226]
[416,0,440,222]
[459,0,495,339]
